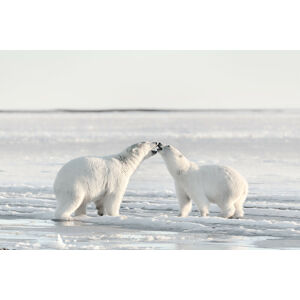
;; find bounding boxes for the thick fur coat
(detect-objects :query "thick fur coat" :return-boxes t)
[53,142,158,220]
[158,144,248,218]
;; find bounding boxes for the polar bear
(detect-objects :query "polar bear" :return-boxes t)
[53,141,159,220]
[157,143,248,218]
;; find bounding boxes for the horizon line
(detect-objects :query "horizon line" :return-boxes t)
[0,108,298,113]
[0,108,300,113]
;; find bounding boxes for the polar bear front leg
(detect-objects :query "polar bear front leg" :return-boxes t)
[95,199,105,216]
[104,190,125,217]
[175,183,192,217]
[74,200,87,217]
[193,194,210,217]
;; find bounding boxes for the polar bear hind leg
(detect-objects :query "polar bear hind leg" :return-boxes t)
[219,201,236,218]
[232,201,244,219]
[54,192,85,221]
[232,193,247,219]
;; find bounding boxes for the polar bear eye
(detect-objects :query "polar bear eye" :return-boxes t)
[178,154,183,158]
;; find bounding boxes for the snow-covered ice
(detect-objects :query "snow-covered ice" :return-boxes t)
[0,110,300,249]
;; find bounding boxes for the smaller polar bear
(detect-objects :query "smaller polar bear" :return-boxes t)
[53,141,159,220]
[157,143,248,218]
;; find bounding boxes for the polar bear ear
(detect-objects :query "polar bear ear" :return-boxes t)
[138,142,146,146]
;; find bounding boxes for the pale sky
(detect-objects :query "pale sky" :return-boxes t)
[0,50,299,110]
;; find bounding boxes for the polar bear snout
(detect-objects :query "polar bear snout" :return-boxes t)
[150,142,160,155]
[157,142,170,152]
[142,141,160,158]
[157,143,172,153]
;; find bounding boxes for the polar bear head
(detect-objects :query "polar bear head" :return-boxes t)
[157,143,190,175]
[126,141,159,160]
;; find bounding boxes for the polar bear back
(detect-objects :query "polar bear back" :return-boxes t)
[53,156,123,200]
[197,164,248,203]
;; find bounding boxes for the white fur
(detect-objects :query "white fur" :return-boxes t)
[158,144,248,218]
[53,141,158,220]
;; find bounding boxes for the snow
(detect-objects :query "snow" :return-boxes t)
[0,110,300,249]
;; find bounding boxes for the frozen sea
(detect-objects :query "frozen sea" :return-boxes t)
[0,110,300,250]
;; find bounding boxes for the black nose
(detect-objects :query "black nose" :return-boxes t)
[157,142,163,150]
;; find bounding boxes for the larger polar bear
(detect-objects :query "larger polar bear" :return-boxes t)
[157,143,248,218]
[53,141,159,220]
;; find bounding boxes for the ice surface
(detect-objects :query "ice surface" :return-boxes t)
[0,110,300,249]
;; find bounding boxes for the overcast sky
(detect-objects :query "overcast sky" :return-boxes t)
[0,50,299,110]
